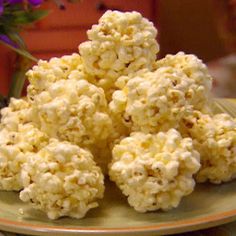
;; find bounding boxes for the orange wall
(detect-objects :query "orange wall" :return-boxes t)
[0,0,230,95]
[0,46,15,96]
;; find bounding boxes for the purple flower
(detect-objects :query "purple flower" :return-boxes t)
[8,0,23,4]
[0,0,45,16]
[0,34,19,48]
[8,0,23,3]
[28,0,42,6]
[0,0,3,16]
[0,0,43,11]
[9,0,43,5]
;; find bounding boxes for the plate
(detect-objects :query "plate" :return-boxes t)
[1,180,236,236]
[0,99,236,236]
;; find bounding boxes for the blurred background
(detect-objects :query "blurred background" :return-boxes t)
[0,0,236,97]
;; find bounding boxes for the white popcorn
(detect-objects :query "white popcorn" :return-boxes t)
[0,143,26,191]
[155,52,213,111]
[26,53,94,99]
[181,111,236,184]
[0,124,48,191]
[30,79,112,151]
[0,98,32,131]
[19,139,105,219]
[0,98,49,191]
[109,129,200,212]
[79,10,159,100]
[110,66,206,133]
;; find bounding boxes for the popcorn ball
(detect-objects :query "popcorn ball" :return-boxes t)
[109,129,200,212]
[0,98,48,191]
[181,111,236,184]
[79,10,159,100]
[110,66,203,133]
[20,139,105,219]
[30,78,112,150]
[26,53,93,98]
[155,52,213,111]
[0,124,48,191]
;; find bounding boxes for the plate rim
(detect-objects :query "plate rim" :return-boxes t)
[1,208,236,235]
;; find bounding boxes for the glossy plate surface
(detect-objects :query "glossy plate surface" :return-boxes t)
[0,99,236,236]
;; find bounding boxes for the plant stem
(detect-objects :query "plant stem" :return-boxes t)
[7,55,31,100]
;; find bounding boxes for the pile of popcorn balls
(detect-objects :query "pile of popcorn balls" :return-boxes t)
[0,10,236,219]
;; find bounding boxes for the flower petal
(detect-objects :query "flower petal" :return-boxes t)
[0,34,19,48]
[0,0,4,16]
[8,0,23,4]
[28,0,42,6]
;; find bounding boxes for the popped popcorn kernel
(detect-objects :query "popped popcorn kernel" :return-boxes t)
[109,129,200,212]
[181,111,236,184]
[19,139,105,219]
[79,10,159,100]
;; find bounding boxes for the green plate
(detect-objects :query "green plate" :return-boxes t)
[0,99,235,236]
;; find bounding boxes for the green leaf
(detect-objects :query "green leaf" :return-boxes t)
[26,9,49,23]
[7,55,31,99]
[12,9,49,25]
[8,32,25,48]
[0,40,38,62]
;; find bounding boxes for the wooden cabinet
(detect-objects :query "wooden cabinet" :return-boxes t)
[0,0,156,95]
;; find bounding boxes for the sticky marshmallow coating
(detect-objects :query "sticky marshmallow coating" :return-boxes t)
[19,139,105,219]
[30,79,112,149]
[109,129,200,212]
[79,10,159,100]
[181,111,236,184]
